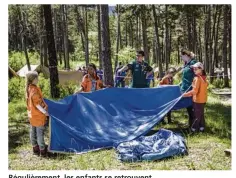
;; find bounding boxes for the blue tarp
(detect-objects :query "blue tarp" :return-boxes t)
[116,128,187,162]
[45,85,192,154]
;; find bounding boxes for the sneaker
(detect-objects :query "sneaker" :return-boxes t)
[191,128,196,132]
[33,145,40,155]
[199,127,205,132]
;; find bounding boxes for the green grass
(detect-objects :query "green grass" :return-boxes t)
[8,93,231,170]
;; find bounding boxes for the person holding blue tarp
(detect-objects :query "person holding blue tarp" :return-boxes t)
[74,63,108,94]
[179,49,197,128]
[159,67,177,123]
[117,50,153,88]
[115,62,126,88]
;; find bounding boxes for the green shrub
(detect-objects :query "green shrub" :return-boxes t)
[38,75,79,99]
[8,52,25,72]
[38,75,51,99]
[8,77,25,100]
[211,78,224,88]
[59,82,78,98]
[117,46,136,64]
[9,51,40,72]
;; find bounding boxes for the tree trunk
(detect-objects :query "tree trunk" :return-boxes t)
[22,36,31,71]
[43,35,48,67]
[74,6,87,66]
[39,5,44,66]
[204,6,209,73]
[187,15,192,50]
[43,5,60,98]
[97,5,102,69]
[152,36,156,65]
[215,6,222,68]
[19,6,31,71]
[60,5,66,69]
[165,5,169,70]
[177,37,180,64]
[223,5,229,87]
[210,5,217,83]
[161,23,164,64]
[141,5,149,63]
[138,16,141,49]
[53,7,59,65]
[61,5,69,69]
[114,4,120,73]
[228,5,231,78]
[84,6,89,66]
[208,6,212,75]
[169,27,172,64]
[152,5,163,78]
[100,5,114,86]
[136,16,139,49]
[198,24,202,62]
[130,20,133,48]
[125,17,128,47]
[193,15,198,55]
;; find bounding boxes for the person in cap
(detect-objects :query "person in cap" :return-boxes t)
[183,62,208,132]
[117,50,153,88]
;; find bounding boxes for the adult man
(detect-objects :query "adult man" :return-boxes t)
[118,50,153,88]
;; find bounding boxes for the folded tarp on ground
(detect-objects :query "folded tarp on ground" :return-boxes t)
[45,85,192,154]
[116,128,187,162]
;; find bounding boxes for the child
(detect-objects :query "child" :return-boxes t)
[26,71,50,157]
[75,63,109,93]
[183,62,208,132]
[159,67,176,123]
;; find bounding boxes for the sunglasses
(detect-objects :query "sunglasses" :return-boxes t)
[193,67,202,71]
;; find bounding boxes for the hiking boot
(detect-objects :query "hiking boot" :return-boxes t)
[33,145,40,155]
[40,147,47,157]
[40,145,56,158]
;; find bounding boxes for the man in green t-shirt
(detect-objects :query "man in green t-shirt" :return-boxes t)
[118,50,153,88]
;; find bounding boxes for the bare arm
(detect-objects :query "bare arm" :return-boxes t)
[117,65,129,73]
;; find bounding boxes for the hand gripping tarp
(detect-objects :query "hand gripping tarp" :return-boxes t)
[116,128,187,162]
[45,85,192,154]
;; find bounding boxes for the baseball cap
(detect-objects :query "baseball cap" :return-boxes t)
[191,62,204,69]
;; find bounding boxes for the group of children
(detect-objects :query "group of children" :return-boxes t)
[159,61,208,132]
[25,49,208,157]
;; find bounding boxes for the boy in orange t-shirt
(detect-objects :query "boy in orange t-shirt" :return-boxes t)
[183,62,208,132]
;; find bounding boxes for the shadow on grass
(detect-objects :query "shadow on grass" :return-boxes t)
[146,101,231,140]
[205,102,231,139]
[8,122,29,154]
